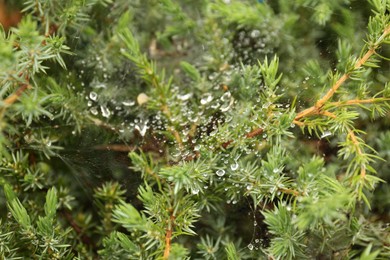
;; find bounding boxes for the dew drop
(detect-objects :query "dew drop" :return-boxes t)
[216,169,226,177]
[248,243,254,250]
[94,83,107,89]
[178,93,193,101]
[90,107,98,115]
[200,93,213,105]
[320,130,332,139]
[192,188,199,195]
[135,120,149,137]
[100,106,111,118]
[220,91,231,102]
[250,30,260,38]
[220,92,234,112]
[230,162,239,171]
[122,100,135,106]
[89,91,98,101]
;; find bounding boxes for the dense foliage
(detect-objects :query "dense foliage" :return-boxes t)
[0,0,390,259]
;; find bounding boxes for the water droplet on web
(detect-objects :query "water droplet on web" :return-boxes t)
[320,130,332,139]
[230,162,239,171]
[250,30,260,38]
[286,205,292,211]
[248,243,254,250]
[216,169,226,177]
[220,91,231,102]
[100,106,111,118]
[135,120,149,137]
[192,188,199,195]
[211,102,220,109]
[94,82,107,89]
[246,184,253,190]
[178,93,193,101]
[122,100,135,106]
[200,93,213,105]
[89,91,98,101]
[90,107,98,115]
[219,91,234,112]
[220,98,234,112]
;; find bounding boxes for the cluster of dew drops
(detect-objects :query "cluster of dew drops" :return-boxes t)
[75,62,238,146]
[74,28,295,195]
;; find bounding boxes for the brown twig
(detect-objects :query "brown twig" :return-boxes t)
[163,210,175,259]
[4,84,32,106]
[278,187,302,197]
[318,110,337,118]
[295,24,390,121]
[328,98,390,107]
[92,144,135,152]
[222,127,264,149]
[60,209,94,247]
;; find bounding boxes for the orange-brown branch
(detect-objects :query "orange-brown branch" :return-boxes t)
[318,110,337,118]
[329,98,390,107]
[163,213,175,259]
[222,127,264,148]
[278,187,302,197]
[246,127,264,138]
[295,24,390,121]
[4,84,32,105]
[92,144,135,152]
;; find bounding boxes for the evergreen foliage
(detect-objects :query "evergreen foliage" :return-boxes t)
[0,0,390,259]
